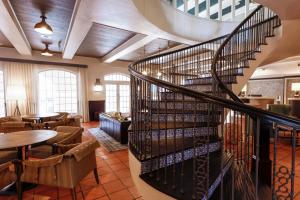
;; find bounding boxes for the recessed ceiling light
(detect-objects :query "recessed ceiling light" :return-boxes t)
[34,16,53,35]
[41,44,53,56]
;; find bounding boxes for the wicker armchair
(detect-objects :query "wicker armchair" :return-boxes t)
[29,126,83,158]
[0,117,32,133]
[20,140,100,200]
[0,162,17,190]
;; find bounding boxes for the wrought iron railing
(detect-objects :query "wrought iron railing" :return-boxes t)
[129,5,299,200]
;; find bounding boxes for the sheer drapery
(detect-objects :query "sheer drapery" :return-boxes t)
[1,62,38,116]
[78,68,89,122]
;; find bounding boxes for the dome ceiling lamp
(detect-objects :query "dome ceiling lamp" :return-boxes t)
[34,15,53,35]
[41,43,53,56]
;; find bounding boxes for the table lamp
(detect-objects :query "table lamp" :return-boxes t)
[6,85,26,116]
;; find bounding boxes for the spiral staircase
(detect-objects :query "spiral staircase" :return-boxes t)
[129,5,300,200]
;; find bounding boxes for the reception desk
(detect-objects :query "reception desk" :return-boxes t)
[240,97,275,109]
[99,113,131,144]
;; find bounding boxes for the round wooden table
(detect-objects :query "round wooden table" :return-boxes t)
[0,130,57,196]
[22,113,59,123]
[0,130,57,159]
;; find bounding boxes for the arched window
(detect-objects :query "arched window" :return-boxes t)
[38,70,78,113]
[104,73,130,113]
[0,71,5,116]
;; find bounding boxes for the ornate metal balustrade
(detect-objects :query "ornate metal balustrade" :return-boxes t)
[129,5,299,200]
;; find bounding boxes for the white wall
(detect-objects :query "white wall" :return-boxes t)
[0,47,132,101]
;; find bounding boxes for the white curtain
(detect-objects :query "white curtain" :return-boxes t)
[2,62,38,116]
[78,68,89,122]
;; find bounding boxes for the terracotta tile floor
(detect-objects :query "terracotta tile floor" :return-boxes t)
[1,122,300,199]
[0,121,143,200]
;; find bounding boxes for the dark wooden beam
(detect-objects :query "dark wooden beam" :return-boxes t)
[0,57,88,68]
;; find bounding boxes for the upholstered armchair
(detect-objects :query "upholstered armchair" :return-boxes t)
[44,112,69,129]
[29,126,83,158]
[0,162,17,190]
[0,116,33,133]
[20,140,100,200]
[65,114,82,127]
[0,150,18,164]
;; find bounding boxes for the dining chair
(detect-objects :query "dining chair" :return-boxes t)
[0,161,17,191]
[19,139,100,200]
[29,126,83,158]
[45,112,69,129]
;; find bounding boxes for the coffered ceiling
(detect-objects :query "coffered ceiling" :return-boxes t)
[9,0,76,52]
[0,30,12,48]
[76,23,137,58]
[119,38,180,61]
[3,0,187,62]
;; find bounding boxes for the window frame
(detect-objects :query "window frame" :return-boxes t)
[38,69,79,114]
[104,73,130,114]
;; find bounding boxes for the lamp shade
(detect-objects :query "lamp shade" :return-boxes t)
[34,16,53,35]
[291,83,300,91]
[94,78,103,92]
[6,85,26,101]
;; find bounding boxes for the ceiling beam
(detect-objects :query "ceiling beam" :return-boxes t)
[102,34,156,63]
[0,0,31,55]
[63,0,93,59]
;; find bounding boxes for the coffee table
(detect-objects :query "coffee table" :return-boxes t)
[0,130,57,196]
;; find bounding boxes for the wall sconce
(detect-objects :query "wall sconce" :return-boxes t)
[94,78,103,92]
[291,83,300,97]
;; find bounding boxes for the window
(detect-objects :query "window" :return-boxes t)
[105,84,117,112]
[0,71,5,117]
[104,73,130,113]
[39,70,78,113]
[104,73,130,81]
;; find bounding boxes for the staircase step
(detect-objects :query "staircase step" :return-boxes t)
[182,84,232,92]
[140,113,221,123]
[140,151,233,200]
[140,139,222,169]
[135,121,220,130]
[184,76,237,85]
[160,91,225,100]
[136,127,218,140]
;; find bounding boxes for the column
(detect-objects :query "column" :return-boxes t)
[184,0,188,13]
[195,0,199,16]
[172,0,177,8]
[206,0,210,19]
[218,0,223,20]
[231,0,235,21]
[245,0,250,17]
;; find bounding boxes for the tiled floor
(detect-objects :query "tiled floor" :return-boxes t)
[0,121,143,200]
[1,122,300,199]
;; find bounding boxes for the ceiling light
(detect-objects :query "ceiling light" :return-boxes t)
[41,44,53,56]
[34,16,53,35]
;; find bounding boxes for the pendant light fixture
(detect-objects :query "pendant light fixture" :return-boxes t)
[34,16,53,35]
[41,44,53,56]
[94,78,103,92]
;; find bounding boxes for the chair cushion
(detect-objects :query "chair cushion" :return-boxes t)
[46,132,72,145]
[0,151,17,164]
[30,145,53,159]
